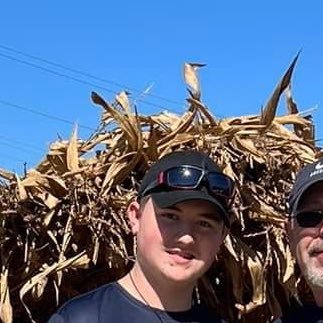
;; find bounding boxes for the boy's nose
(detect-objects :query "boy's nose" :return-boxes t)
[176,224,196,245]
[178,233,195,244]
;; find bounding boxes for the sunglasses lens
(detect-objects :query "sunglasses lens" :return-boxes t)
[208,173,233,197]
[167,167,233,198]
[167,167,201,187]
[296,211,323,228]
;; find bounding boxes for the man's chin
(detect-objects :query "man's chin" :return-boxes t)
[304,266,323,288]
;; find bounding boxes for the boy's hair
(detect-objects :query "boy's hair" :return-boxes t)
[139,195,150,211]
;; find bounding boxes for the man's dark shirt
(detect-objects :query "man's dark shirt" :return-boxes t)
[47,282,225,323]
[273,304,323,322]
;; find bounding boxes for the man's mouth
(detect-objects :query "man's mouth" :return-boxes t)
[310,249,323,257]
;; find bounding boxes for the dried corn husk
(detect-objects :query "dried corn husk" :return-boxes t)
[0,56,321,322]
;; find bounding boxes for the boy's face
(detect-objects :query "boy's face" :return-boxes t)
[128,197,227,287]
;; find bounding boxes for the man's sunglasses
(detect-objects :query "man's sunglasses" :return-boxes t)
[292,210,323,228]
[140,165,235,201]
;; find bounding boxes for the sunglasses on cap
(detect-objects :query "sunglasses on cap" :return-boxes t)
[291,210,323,228]
[140,165,235,201]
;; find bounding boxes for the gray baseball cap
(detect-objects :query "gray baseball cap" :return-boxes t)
[288,159,323,214]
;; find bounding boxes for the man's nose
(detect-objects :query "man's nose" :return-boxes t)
[318,221,323,238]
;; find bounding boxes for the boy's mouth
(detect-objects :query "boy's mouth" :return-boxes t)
[167,249,195,260]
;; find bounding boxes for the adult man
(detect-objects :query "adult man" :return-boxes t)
[275,159,323,322]
[48,150,235,323]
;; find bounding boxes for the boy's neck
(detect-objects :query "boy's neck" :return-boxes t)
[118,264,195,312]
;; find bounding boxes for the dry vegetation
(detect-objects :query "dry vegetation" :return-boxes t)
[0,55,322,322]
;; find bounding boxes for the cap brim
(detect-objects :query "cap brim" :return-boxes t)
[289,178,323,214]
[150,190,230,227]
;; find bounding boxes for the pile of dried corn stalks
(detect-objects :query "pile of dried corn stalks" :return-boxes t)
[1,55,322,322]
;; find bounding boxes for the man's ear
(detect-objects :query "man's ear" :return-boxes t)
[127,201,141,235]
[284,218,297,257]
[285,218,292,237]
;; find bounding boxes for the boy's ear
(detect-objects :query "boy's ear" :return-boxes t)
[222,226,229,241]
[127,201,141,235]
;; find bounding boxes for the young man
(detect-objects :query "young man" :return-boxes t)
[48,151,235,322]
[275,159,323,322]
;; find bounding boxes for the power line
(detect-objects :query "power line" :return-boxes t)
[0,153,36,175]
[0,51,183,112]
[0,52,117,95]
[0,152,28,164]
[0,44,184,108]
[0,137,44,170]
[0,134,44,152]
[0,45,187,163]
[0,99,95,131]
[0,139,42,155]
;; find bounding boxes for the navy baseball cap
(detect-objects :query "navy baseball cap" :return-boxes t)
[138,151,234,227]
[288,159,323,214]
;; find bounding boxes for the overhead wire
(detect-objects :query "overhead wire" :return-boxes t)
[0,151,28,164]
[0,139,42,155]
[0,134,44,152]
[0,44,188,169]
[0,44,184,108]
[0,43,186,143]
[0,50,184,112]
[0,99,95,131]
[0,120,44,168]
[0,98,95,169]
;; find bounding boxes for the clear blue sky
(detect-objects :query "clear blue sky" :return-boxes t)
[0,1,322,172]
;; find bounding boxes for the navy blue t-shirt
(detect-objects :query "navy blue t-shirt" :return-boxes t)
[273,304,323,322]
[47,282,225,323]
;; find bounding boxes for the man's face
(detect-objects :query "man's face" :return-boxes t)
[287,181,323,287]
[128,198,227,287]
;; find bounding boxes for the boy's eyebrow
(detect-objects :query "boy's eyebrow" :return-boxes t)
[161,205,181,212]
[160,205,222,221]
[197,213,222,222]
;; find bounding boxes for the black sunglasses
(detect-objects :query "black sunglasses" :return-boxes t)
[292,210,323,228]
[141,165,235,201]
